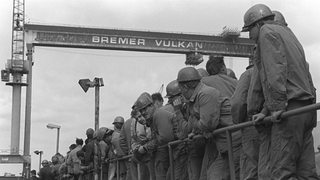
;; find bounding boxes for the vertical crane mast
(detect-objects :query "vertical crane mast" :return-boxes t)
[9,0,26,155]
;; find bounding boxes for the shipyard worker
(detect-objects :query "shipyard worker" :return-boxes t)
[131,108,152,180]
[30,170,39,180]
[39,160,54,180]
[135,92,158,180]
[202,55,238,98]
[108,116,126,180]
[66,138,83,180]
[176,66,241,180]
[119,110,138,180]
[164,80,189,180]
[242,4,318,179]
[231,63,260,179]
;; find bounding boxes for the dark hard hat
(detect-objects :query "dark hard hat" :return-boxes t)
[177,67,201,83]
[41,160,49,165]
[135,92,153,111]
[113,116,124,124]
[86,128,94,136]
[197,68,209,77]
[242,4,274,32]
[165,80,181,98]
[227,68,237,80]
[272,10,288,26]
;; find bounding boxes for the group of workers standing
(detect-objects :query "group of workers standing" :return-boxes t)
[38,3,319,180]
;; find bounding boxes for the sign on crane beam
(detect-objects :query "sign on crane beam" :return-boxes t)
[24,24,255,57]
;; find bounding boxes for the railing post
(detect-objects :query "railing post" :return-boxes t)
[168,144,175,180]
[226,130,235,180]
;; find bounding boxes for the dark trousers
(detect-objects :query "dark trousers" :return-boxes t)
[269,100,318,180]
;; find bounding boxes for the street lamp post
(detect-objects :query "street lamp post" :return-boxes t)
[46,123,61,154]
[34,150,43,172]
[78,77,104,130]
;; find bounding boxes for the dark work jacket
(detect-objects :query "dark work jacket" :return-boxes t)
[257,21,315,112]
[39,166,54,180]
[231,68,253,124]
[188,82,241,153]
[202,73,238,98]
[119,118,134,155]
[153,104,177,146]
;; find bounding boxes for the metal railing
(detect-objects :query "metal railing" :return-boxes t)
[98,102,320,180]
[167,102,320,180]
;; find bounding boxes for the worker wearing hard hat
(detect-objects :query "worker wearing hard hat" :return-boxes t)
[202,55,238,98]
[108,116,126,180]
[242,4,317,179]
[131,107,153,180]
[164,80,189,180]
[134,92,159,180]
[39,160,54,180]
[231,63,260,180]
[176,67,241,179]
[119,109,140,180]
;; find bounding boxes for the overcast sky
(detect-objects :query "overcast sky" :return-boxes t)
[1,0,320,174]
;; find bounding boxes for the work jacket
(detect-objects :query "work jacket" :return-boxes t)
[188,82,241,153]
[119,118,134,155]
[257,21,315,112]
[153,104,177,146]
[231,67,253,124]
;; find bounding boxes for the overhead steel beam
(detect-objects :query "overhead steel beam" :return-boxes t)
[24,24,255,57]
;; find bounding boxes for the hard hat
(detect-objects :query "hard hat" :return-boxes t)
[272,10,287,26]
[165,80,181,98]
[242,4,274,32]
[41,160,49,165]
[177,67,201,83]
[86,128,94,137]
[135,92,153,111]
[96,127,107,140]
[227,68,237,80]
[113,116,124,124]
[197,68,209,77]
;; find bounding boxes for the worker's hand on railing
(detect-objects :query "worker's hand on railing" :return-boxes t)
[268,110,284,123]
[188,132,195,140]
[252,113,266,124]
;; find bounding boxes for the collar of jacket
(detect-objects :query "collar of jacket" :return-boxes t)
[189,82,204,103]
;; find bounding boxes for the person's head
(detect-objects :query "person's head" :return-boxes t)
[151,92,164,109]
[165,80,183,104]
[86,128,94,139]
[176,67,201,100]
[51,155,59,165]
[226,68,237,80]
[242,4,275,41]
[197,68,209,78]
[135,92,155,121]
[75,138,83,146]
[113,116,124,130]
[272,10,288,26]
[41,160,49,167]
[206,55,227,75]
[131,108,146,125]
[30,170,36,177]
[69,144,77,151]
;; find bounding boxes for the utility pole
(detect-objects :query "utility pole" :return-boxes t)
[79,77,104,130]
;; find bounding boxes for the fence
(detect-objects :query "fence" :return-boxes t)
[103,102,320,180]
